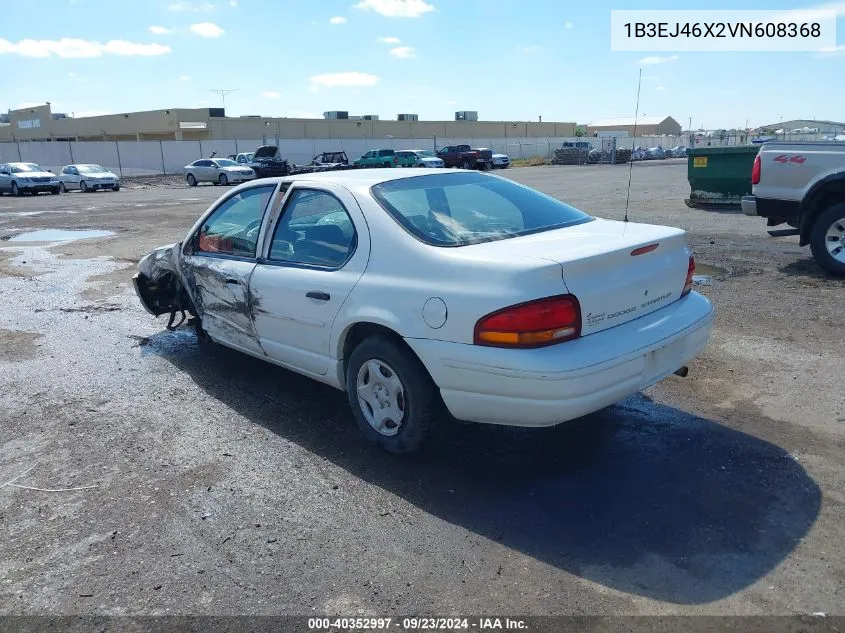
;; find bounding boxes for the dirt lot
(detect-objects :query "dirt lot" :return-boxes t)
[0,163,843,617]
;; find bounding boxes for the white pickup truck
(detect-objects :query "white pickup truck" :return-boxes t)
[742,141,845,275]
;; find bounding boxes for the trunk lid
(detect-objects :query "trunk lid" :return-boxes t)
[461,218,691,336]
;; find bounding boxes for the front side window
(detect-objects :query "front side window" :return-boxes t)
[269,189,356,268]
[371,172,593,247]
[195,184,275,257]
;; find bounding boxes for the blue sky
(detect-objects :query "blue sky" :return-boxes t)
[3,0,843,128]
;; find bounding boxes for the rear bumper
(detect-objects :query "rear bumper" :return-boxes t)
[741,195,757,216]
[405,292,714,427]
[749,196,802,223]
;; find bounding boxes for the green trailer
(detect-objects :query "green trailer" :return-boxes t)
[685,145,760,209]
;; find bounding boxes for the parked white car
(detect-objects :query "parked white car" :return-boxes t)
[491,152,510,168]
[0,162,60,196]
[133,169,714,453]
[59,164,120,192]
[184,158,256,186]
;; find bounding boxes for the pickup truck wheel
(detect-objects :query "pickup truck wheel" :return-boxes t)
[461,159,472,170]
[346,335,440,454]
[810,203,845,275]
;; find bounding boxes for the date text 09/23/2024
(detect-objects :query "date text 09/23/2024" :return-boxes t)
[308,617,528,630]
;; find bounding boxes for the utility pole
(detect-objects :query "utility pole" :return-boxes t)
[209,89,239,111]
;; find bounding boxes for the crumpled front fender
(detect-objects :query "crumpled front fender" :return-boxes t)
[133,243,195,317]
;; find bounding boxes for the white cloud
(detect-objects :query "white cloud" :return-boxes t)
[378,36,400,43]
[389,46,416,58]
[230,0,237,5]
[521,45,540,53]
[656,85,670,92]
[639,54,679,65]
[149,26,171,35]
[0,38,171,58]
[189,22,225,37]
[168,2,215,11]
[329,16,347,24]
[180,75,190,81]
[309,71,379,90]
[565,21,573,28]
[262,90,281,98]
[353,0,435,18]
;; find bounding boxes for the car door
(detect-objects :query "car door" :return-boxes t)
[249,185,370,376]
[0,165,9,193]
[181,183,278,356]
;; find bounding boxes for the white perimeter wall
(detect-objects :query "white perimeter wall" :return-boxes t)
[0,136,690,177]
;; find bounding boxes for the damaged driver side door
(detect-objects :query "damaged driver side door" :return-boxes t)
[182,183,277,356]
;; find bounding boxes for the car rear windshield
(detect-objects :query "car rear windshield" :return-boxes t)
[371,172,593,247]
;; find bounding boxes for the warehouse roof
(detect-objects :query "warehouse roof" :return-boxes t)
[587,116,673,127]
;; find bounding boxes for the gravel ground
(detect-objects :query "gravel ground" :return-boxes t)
[0,163,843,617]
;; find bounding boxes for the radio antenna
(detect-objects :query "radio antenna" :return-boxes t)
[623,68,643,224]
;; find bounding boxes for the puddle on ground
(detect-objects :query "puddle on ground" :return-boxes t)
[6,229,114,243]
[693,263,727,286]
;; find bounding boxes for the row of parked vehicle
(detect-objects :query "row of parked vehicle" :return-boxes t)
[0,162,120,195]
[182,144,512,187]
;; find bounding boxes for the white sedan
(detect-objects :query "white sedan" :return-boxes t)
[59,164,120,192]
[184,158,256,186]
[133,169,714,453]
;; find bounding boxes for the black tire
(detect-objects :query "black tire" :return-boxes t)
[11,182,20,196]
[382,162,392,168]
[187,173,197,187]
[112,185,120,192]
[346,335,440,454]
[461,159,472,170]
[809,203,845,276]
[80,180,88,193]
[218,173,229,186]
[51,187,60,195]
[59,182,67,193]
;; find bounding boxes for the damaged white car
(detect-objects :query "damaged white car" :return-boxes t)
[134,169,714,454]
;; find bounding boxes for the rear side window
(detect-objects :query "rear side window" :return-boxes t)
[371,172,593,247]
[378,150,395,157]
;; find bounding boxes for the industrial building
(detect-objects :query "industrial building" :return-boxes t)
[585,116,682,137]
[756,119,845,134]
[0,103,576,143]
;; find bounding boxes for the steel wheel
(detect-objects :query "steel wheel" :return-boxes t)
[218,173,229,186]
[356,359,406,437]
[11,182,19,196]
[824,218,845,263]
[59,182,67,193]
[187,173,197,187]
[80,180,88,193]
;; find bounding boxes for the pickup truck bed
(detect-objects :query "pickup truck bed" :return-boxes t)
[743,141,845,275]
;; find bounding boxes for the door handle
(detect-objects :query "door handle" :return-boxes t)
[306,291,331,301]
[225,278,239,285]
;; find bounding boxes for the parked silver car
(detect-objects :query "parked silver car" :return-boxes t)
[184,158,256,186]
[0,162,60,196]
[59,164,120,192]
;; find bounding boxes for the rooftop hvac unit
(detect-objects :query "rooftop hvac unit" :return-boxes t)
[397,113,419,122]
[208,108,225,118]
[362,114,379,121]
[455,111,478,122]
[323,111,349,119]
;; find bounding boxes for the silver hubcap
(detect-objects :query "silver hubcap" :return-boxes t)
[825,218,845,263]
[356,359,405,436]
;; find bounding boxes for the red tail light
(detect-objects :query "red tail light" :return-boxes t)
[682,255,695,296]
[474,295,581,348]
[751,154,761,185]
